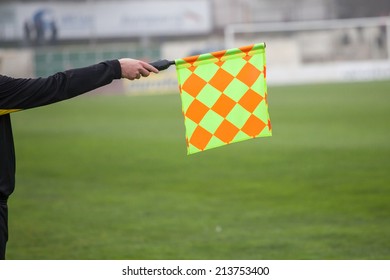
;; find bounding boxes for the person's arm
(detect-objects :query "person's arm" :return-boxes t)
[0,59,158,111]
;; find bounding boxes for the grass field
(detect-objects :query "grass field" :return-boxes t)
[7,80,390,259]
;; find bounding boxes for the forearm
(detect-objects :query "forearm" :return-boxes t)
[0,60,121,110]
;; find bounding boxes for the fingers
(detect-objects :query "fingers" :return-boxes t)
[134,62,159,79]
[139,67,151,78]
[119,58,159,80]
[141,61,159,74]
[134,66,153,80]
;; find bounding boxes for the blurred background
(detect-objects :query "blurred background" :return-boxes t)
[1,0,390,90]
[1,0,390,260]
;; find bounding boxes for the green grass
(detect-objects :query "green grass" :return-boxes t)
[7,80,390,259]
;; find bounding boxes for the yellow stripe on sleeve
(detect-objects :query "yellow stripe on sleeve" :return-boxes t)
[0,109,22,116]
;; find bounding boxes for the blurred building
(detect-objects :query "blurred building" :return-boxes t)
[1,0,390,45]
[213,0,336,28]
[1,0,389,85]
[336,0,390,18]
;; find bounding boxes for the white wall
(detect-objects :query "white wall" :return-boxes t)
[0,49,34,77]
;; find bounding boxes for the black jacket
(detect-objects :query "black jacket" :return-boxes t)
[0,60,121,200]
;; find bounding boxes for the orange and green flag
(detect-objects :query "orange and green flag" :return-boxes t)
[175,43,272,155]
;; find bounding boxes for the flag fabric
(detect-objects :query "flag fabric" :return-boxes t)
[175,43,272,155]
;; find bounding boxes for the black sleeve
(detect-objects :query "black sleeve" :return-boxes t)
[0,60,121,110]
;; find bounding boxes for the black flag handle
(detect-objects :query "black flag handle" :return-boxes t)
[149,59,175,71]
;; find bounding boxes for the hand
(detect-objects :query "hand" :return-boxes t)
[118,58,159,80]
